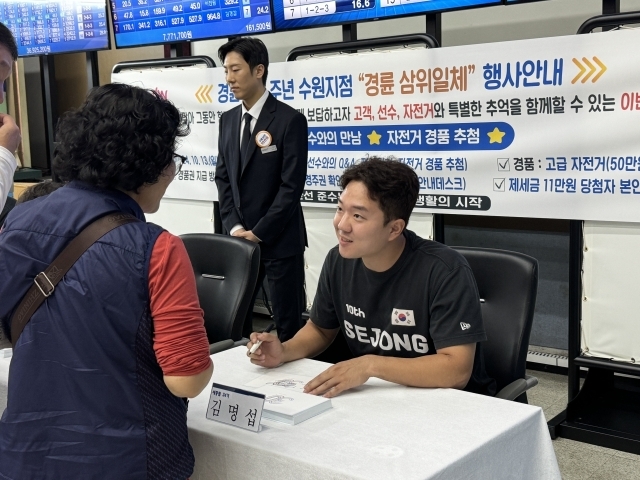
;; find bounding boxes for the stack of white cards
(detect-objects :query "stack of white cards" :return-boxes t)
[245,373,332,425]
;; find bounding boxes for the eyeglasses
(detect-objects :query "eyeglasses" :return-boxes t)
[173,153,187,176]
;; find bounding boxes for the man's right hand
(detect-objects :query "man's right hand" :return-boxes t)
[246,331,285,368]
[231,227,246,237]
[0,114,21,154]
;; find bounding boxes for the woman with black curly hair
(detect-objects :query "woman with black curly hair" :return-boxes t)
[0,83,213,479]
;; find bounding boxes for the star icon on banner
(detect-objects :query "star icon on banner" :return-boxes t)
[487,127,506,144]
[367,130,382,145]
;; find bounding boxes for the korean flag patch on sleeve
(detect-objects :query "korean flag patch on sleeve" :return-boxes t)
[391,309,415,326]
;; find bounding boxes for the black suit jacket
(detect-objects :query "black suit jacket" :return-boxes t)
[215,93,308,259]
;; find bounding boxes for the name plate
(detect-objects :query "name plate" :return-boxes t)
[206,383,265,432]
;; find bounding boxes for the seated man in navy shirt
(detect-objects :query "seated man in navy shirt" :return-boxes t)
[247,157,496,397]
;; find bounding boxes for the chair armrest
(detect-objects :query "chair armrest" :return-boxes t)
[495,375,539,401]
[209,339,235,355]
[233,338,250,348]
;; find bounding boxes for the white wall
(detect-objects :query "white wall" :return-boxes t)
[582,221,640,363]
[146,198,215,235]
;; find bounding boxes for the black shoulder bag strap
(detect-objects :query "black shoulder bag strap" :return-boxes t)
[9,212,140,347]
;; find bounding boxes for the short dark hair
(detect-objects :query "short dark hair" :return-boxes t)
[53,83,189,192]
[340,157,419,227]
[218,37,269,86]
[16,181,63,204]
[0,22,18,61]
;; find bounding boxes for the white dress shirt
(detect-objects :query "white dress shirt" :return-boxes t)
[238,88,270,150]
[0,145,17,213]
[231,89,270,236]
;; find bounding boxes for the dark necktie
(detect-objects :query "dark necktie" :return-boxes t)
[240,112,252,163]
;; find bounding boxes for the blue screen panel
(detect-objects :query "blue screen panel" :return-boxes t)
[0,0,109,57]
[112,0,273,48]
[274,0,500,32]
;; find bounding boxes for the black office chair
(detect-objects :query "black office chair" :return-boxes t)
[452,247,539,402]
[181,233,261,354]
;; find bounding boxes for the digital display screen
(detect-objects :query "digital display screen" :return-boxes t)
[273,0,500,32]
[111,0,272,48]
[0,0,109,57]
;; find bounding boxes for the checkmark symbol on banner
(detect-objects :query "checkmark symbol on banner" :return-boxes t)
[497,158,510,171]
[493,178,505,191]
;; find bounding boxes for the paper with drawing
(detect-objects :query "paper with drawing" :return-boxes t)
[244,372,312,393]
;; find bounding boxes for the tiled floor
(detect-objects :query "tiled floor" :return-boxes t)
[526,369,640,480]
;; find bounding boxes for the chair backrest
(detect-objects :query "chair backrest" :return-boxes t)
[452,247,538,393]
[180,233,261,343]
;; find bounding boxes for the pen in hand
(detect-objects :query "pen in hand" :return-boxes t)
[247,323,276,356]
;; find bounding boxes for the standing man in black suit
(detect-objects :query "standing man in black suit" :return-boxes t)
[215,37,308,342]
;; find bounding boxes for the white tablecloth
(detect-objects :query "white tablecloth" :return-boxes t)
[0,347,560,480]
[187,347,560,480]
[0,355,9,413]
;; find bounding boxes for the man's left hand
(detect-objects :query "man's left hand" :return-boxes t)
[237,230,260,243]
[303,356,373,398]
